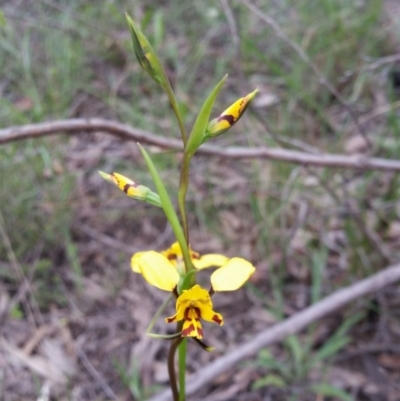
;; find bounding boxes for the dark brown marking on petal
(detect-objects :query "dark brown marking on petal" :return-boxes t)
[182,324,195,337]
[191,252,200,260]
[184,308,190,320]
[167,253,177,261]
[166,316,176,323]
[212,314,223,325]
[194,307,201,320]
[197,326,204,338]
[123,183,131,193]
[217,114,235,125]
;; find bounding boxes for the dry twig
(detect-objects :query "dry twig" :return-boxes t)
[1,119,400,171]
[147,263,400,401]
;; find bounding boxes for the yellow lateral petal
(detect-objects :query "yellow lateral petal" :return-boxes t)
[134,251,180,291]
[165,301,186,323]
[211,258,255,291]
[131,252,146,273]
[193,253,229,270]
[198,304,223,326]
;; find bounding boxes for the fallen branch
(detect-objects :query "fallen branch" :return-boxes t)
[1,118,400,171]
[147,263,400,401]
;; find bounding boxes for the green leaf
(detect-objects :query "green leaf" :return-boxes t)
[137,144,193,271]
[310,383,354,401]
[185,75,228,157]
[179,270,197,293]
[310,248,327,303]
[285,335,303,367]
[255,350,291,378]
[148,331,182,339]
[311,336,350,365]
[330,312,365,340]
[310,312,365,367]
[0,10,6,27]
[252,374,286,390]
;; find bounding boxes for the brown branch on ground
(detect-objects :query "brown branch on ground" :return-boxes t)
[147,263,400,401]
[1,119,400,171]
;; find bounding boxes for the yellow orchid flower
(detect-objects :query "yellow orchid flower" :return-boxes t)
[131,242,256,339]
[165,285,223,339]
[204,88,259,140]
[99,171,161,207]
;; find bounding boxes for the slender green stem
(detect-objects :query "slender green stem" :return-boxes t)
[178,154,191,247]
[167,337,182,401]
[167,92,187,148]
[178,337,187,401]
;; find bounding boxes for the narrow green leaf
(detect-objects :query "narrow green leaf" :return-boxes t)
[311,336,350,365]
[137,144,193,271]
[310,383,354,401]
[185,74,228,157]
[252,374,286,390]
[148,332,182,339]
[179,270,197,294]
[285,335,303,367]
[146,293,174,335]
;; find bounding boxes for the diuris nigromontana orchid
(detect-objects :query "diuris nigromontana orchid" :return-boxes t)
[131,242,255,339]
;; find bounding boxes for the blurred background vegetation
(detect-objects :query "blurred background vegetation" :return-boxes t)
[1,1,400,400]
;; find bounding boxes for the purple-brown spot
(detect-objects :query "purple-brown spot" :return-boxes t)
[217,114,235,125]
[182,324,195,337]
[212,314,223,325]
[123,183,138,194]
[197,327,204,338]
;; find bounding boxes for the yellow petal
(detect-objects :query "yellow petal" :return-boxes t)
[133,251,179,291]
[131,252,146,273]
[198,304,223,326]
[161,242,183,267]
[175,284,210,307]
[211,258,255,291]
[175,285,223,325]
[192,253,229,270]
[162,241,200,267]
[165,302,185,323]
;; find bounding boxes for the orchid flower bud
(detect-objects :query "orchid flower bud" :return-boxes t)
[204,88,259,141]
[98,171,161,207]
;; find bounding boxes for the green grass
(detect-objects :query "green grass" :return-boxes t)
[0,0,399,399]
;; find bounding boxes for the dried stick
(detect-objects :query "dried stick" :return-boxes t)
[1,119,400,171]
[146,263,400,401]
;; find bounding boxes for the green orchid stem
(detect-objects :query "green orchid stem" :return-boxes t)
[178,337,187,401]
[168,336,182,401]
[178,154,191,249]
[168,92,187,148]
